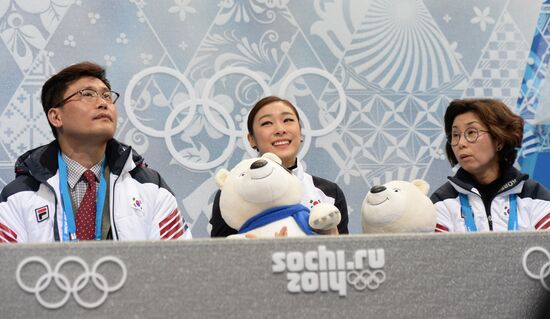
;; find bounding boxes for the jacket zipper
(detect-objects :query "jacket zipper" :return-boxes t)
[111,173,122,240]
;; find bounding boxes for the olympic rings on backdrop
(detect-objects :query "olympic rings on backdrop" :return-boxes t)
[124,67,347,170]
[278,68,347,137]
[16,256,127,309]
[201,67,271,136]
[125,66,196,138]
[522,246,550,291]
[164,98,237,170]
[346,269,386,291]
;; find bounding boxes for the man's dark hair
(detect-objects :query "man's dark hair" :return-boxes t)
[41,61,111,137]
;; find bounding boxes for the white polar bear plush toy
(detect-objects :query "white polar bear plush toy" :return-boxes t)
[215,152,341,238]
[362,180,436,233]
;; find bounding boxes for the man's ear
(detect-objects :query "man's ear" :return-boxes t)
[47,108,63,129]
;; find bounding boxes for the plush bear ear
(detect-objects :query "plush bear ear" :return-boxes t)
[411,179,430,195]
[262,152,282,164]
[215,169,230,188]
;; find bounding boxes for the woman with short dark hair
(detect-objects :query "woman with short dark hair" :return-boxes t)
[210,96,349,237]
[431,98,550,232]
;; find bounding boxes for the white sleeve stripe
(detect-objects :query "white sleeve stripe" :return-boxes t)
[536,218,550,230]
[0,230,17,243]
[160,215,183,239]
[535,212,550,230]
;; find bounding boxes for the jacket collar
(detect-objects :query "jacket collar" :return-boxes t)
[448,166,528,195]
[290,160,304,180]
[14,139,145,182]
[105,139,144,175]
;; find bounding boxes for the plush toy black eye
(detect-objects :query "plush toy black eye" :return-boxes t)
[240,172,246,177]
[393,188,400,192]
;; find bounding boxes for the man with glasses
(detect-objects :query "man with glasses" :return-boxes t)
[0,61,191,243]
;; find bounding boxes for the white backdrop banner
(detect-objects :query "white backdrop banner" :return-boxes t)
[0,0,542,236]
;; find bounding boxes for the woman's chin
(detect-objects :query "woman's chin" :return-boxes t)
[276,153,297,167]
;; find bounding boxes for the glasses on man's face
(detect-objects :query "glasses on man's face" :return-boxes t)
[53,88,120,108]
[447,127,489,146]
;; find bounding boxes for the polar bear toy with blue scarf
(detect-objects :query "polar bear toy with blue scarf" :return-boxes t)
[215,153,341,238]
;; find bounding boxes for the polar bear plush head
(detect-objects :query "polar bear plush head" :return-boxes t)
[361,180,436,233]
[215,152,303,231]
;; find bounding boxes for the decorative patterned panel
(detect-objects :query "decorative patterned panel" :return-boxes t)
[0,0,544,236]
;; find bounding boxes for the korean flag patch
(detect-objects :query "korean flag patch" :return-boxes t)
[35,205,49,223]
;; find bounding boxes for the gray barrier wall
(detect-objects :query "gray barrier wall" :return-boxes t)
[2,231,550,318]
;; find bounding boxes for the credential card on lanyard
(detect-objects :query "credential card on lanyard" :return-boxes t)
[58,151,107,241]
[459,193,518,232]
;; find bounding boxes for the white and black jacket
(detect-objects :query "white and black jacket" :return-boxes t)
[0,139,191,243]
[430,166,550,232]
[209,161,349,236]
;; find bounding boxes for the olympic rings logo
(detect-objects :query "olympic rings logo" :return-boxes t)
[522,246,550,291]
[124,67,347,170]
[346,269,386,291]
[16,256,127,309]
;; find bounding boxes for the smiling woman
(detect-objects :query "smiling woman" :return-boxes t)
[430,99,550,232]
[210,96,349,237]
[246,96,302,168]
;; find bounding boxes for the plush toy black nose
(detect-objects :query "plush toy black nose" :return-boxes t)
[370,185,386,194]
[250,159,268,169]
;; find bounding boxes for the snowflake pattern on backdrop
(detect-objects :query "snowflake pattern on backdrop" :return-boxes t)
[0,0,544,236]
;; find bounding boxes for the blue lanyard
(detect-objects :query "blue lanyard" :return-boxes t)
[58,151,108,241]
[459,193,518,231]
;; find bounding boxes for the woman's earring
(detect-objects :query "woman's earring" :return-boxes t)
[496,145,502,151]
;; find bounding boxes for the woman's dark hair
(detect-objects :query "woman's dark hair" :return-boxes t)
[444,98,524,168]
[247,96,301,136]
[41,61,111,137]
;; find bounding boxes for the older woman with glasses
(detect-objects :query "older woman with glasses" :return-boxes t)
[430,98,550,232]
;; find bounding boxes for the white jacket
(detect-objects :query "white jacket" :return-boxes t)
[430,166,550,232]
[0,140,191,243]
